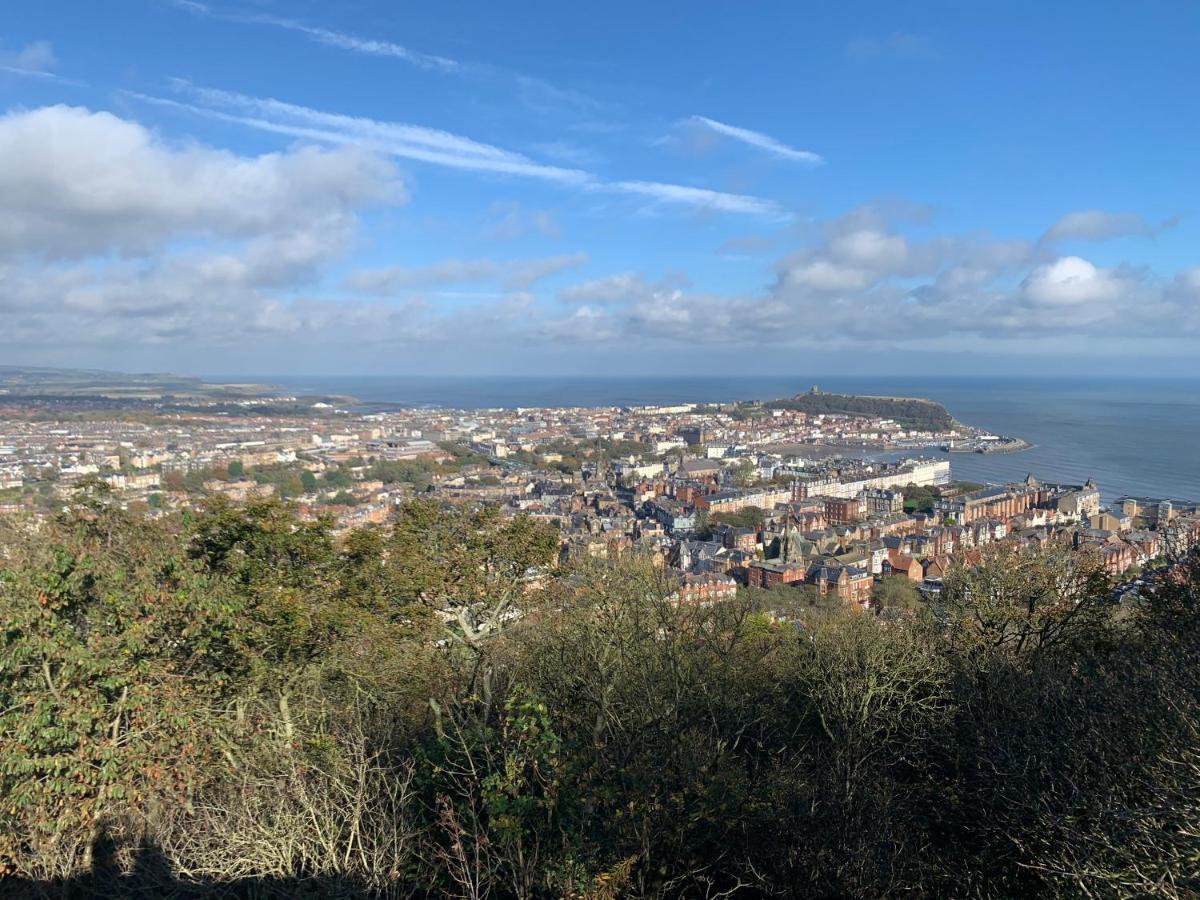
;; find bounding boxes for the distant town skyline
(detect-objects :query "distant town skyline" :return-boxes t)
[2,1,1199,375]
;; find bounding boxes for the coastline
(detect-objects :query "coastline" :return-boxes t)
[12,370,1200,500]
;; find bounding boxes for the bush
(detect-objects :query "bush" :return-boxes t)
[2,495,1198,898]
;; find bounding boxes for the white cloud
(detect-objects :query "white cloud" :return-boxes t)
[345,253,587,294]
[505,253,588,289]
[0,39,64,80]
[483,202,561,241]
[133,85,782,216]
[776,210,947,293]
[4,100,1192,366]
[0,105,403,261]
[1042,209,1171,243]
[147,83,588,183]
[1177,267,1200,295]
[534,208,1193,352]
[1021,256,1123,306]
[559,273,648,304]
[530,140,603,167]
[163,2,459,71]
[246,15,460,71]
[0,104,421,357]
[827,229,910,269]
[0,255,440,352]
[605,180,780,216]
[164,2,612,118]
[689,116,823,164]
[536,304,620,343]
[0,39,57,73]
[345,259,501,293]
[783,260,873,292]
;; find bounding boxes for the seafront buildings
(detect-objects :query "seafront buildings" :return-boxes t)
[1,396,1197,609]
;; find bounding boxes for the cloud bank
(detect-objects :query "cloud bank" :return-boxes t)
[0,104,1195,370]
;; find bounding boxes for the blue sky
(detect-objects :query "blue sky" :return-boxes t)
[1,0,1198,375]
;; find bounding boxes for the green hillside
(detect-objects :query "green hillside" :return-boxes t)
[763,390,957,431]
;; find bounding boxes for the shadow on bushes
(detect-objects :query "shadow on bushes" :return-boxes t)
[4,829,382,900]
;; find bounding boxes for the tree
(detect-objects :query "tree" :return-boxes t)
[902,482,939,514]
[711,505,764,530]
[2,495,1198,897]
[321,466,354,489]
[387,500,558,648]
[941,540,1112,658]
[750,581,834,621]
[731,460,756,488]
[872,575,922,612]
[185,498,355,739]
[226,460,245,479]
[0,500,247,877]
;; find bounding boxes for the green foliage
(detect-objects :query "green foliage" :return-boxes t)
[710,504,763,529]
[0,498,247,876]
[248,463,308,498]
[941,540,1112,657]
[437,441,491,469]
[948,480,983,494]
[2,498,1198,899]
[364,458,440,488]
[425,685,565,897]
[321,466,355,489]
[747,581,838,621]
[385,499,558,651]
[730,458,756,487]
[903,481,983,514]
[902,481,941,513]
[765,392,956,431]
[872,574,923,611]
[507,437,650,473]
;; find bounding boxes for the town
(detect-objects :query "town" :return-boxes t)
[2,390,1196,612]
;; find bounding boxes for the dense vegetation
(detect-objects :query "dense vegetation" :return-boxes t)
[157,445,495,499]
[706,505,765,531]
[900,480,982,514]
[763,392,956,431]
[2,488,1198,898]
[505,437,656,474]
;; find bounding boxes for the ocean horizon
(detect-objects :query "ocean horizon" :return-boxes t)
[209,374,1200,506]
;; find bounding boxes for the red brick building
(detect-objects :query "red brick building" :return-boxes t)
[941,477,1054,524]
[747,559,808,589]
[882,550,923,581]
[806,563,873,605]
[671,572,739,605]
[1098,540,1136,576]
[823,495,866,525]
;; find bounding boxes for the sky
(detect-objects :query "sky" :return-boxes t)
[1,0,1199,376]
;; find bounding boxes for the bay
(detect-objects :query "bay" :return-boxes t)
[215,375,1200,505]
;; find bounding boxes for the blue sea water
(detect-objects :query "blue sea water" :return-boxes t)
[216,375,1200,505]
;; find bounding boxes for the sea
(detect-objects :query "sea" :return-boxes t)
[218,375,1200,506]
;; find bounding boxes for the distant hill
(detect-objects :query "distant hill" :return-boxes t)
[0,365,273,400]
[763,390,957,431]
